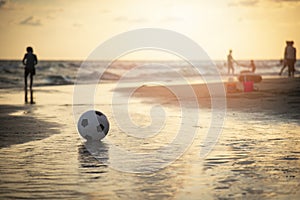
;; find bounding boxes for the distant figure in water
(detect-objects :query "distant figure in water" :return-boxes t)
[22,46,38,104]
[250,60,256,73]
[227,49,237,75]
[240,60,256,74]
[284,40,296,77]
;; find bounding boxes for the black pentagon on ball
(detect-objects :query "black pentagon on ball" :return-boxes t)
[97,124,103,132]
[81,119,88,127]
[95,111,103,116]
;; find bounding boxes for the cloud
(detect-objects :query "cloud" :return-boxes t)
[114,16,127,22]
[229,0,300,6]
[73,23,82,28]
[0,0,21,10]
[100,9,110,14]
[228,0,259,6]
[0,0,6,8]
[114,15,183,24]
[162,16,184,22]
[272,0,300,2]
[19,16,42,26]
[114,16,148,23]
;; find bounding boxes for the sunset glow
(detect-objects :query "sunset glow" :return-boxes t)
[0,0,299,60]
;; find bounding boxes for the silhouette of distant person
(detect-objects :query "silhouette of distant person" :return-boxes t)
[250,60,256,73]
[22,46,38,104]
[227,49,237,75]
[284,41,296,77]
[240,60,256,73]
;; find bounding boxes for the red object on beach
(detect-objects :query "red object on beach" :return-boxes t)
[243,81,254,92]
[238,74,262,83]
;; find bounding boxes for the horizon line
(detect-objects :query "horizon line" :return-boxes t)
[0,58,288,62]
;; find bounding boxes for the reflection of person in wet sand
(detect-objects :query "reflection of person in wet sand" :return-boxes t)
[227,49,237,75]
[22,46,38,104]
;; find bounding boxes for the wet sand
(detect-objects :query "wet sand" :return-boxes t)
[0,104,61,148]
[0,77,299,199]
[127,77,300,114]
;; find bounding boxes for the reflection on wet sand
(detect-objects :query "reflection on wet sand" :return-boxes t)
[203,112,300,199]
[0,105,60,148]
[77,140,190,199]
[0,78,300,199]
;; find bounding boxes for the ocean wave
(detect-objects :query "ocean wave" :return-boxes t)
[0,60,298,88]
[43,75,73,85]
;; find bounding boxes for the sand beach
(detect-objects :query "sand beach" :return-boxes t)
[0,77,299,199]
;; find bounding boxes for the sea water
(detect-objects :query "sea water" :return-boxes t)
[1,59,299,88]
[0,60,299,199]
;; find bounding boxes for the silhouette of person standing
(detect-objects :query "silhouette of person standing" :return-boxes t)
[22,46,38,104]
[227,49,236,75]
[284,41,296,77]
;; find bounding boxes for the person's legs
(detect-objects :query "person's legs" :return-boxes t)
[24,71,28,103]
[293,64,296,73]
[228,64,233,74]
[279,65,286,75]
[287,59,293,77]
[292,60,296,77]
[29,73,34,103]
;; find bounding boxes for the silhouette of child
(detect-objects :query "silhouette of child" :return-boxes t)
[22,46,38,104]
[240,60,256,73]
[250,60,256,73]
[227,50,235,75]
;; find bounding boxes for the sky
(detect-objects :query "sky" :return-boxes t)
[0,0,299,60]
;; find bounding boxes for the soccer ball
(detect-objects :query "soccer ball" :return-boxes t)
[77,110,109,141]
